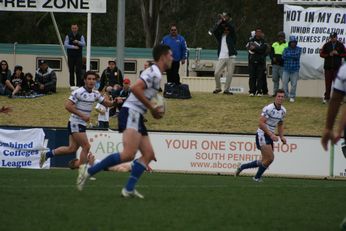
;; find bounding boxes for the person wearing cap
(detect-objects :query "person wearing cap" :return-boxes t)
[35,60,57,94]
[282,36,302,103]
[8,65,24,98]
[320,32,346,104]
[270,32,288,97]
[98,60,123,92]
[211,12,237,95]
[161,24,187,85]
[111,78,131,113]
[64,23,85,87]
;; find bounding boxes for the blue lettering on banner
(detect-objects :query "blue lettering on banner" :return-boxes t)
[1,160,32,168]
[3,149,39,157]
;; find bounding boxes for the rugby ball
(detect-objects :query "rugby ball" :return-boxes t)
[151,94,166,115]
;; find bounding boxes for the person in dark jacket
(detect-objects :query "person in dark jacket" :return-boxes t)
[35,60,57,94]
[320,32,346,104]
[64,24,85,87]
[247,28,268,96]
[212,14,237,95]
[8,65,25,98]
[0,60,12,95]
[270,32,288,96]
[98,60,124,92]
[22,72,39,95]
[161,24,187,85]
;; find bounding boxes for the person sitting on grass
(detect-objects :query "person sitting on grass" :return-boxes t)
[0,60,12,96]
[22,73,39,95]
[8,65,24,98]
[111,78,131,111]
[35,60,57,94]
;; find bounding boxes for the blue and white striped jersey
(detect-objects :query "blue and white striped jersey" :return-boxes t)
[68,87,104,126]
[123,64,161,114]
[257,103,286,135]
[334,63,346,94]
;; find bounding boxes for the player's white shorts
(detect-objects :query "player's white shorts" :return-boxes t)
[118,107,148,136]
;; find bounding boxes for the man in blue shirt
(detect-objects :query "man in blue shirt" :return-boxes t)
[282,36,302,103]
[161,24,187,84]
[64,24,86,87]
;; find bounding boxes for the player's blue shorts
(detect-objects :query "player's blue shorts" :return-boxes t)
[256,132,273,150]
[67,121,86,135]
[118,107,148,136]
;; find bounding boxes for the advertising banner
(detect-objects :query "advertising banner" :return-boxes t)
[0,0,107,13]
[84,130,330,177]
[283,5,346,79]
[333,140,346,177]
[279,0,346,5]
[0,128,48,169]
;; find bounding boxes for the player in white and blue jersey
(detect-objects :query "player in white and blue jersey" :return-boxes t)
[39,71,114,171]
[77,44,173,198]
[235,89,287,181]
[322,63,346,151]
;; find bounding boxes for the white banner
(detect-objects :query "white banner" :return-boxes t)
[283,5,346,79]
[0,128,48,169]
[278,0,346,5]
[0,0,107,13]
[83,130,331,177]
[333,140,346,177]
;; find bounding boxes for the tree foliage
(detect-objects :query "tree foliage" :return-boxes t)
[0,0,283,49]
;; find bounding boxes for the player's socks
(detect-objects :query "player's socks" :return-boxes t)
[125,159,146,192]
[240,160,259,170]
[88,153,121,176]
[45,149,55,159]
[254,163,267,179]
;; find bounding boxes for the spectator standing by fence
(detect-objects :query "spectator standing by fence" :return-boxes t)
[161,24,187,85]
[282,36,302,103]
[320,32,346,104]
[211,13,237,95]
[247,28,267,97]
[270,32,288,97]
[64,24,85,87]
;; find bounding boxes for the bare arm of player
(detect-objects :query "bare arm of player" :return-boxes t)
[335,107,346,144]
[65,100,90,122]
[131,79,162,119]
[278,121,286,144]
[321,91,344,151]
[259,116,279,142]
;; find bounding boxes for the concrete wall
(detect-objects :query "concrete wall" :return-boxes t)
[1,52,325,98]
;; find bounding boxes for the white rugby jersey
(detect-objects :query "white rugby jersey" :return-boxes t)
[334,63,346,94]
[257,103,286,135]
[123,64,162,114]
[68,87,104,126]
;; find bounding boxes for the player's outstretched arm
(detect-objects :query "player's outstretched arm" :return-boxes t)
[321,91,344,151]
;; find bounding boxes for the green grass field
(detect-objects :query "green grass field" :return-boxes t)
[1,168,345,231]
[0,88,339,136]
